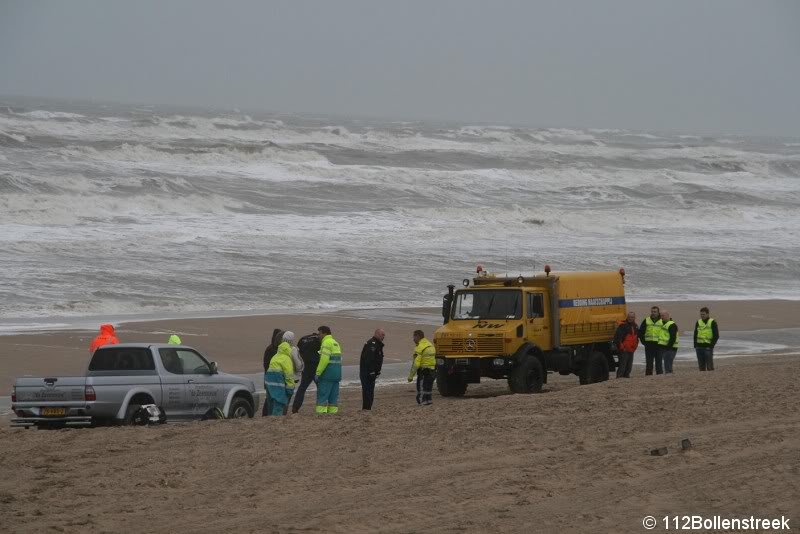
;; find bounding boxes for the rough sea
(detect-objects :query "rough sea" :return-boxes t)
[1,97,799,330]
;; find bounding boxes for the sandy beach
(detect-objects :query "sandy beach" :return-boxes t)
[1,300,799,532]
[1,352,798,533]
[1,299,799,392]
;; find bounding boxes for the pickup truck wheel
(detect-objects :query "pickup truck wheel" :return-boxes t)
[579,351,610,385]
[508,352,544,393]
[436,368,467,397]
[124,404,144,425]
[228,397,254,418]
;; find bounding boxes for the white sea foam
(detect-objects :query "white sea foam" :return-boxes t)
[0,130,26,143]
[19,110,86,120]
[1,101,799,321]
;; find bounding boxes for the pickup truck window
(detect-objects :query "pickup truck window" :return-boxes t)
[159,348,211,375]
[89,348,155,371]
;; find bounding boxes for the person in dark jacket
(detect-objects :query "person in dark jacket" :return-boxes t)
[693,306,720,371]
[614,312,639,378]
[261,328,284,416]
[359,328,385,410]
[638,306,664,375]
[291,332,322,413]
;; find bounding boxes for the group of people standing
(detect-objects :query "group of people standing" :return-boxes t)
[613,306,720,378]
[261,326,438,415]
[261,325,343,416]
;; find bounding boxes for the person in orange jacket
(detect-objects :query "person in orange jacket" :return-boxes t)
[614,312,639,378]
[89,323,119,354]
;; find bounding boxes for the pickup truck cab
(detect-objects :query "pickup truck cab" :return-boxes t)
[11,343,259,428]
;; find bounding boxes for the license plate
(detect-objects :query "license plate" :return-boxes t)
[41,407,66,417]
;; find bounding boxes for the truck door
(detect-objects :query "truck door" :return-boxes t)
[158,348,190,418]
[526,291,551,350]
[173,349,225,417]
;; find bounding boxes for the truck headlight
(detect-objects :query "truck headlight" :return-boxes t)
[493,358,505,367]
[436,358,445,366]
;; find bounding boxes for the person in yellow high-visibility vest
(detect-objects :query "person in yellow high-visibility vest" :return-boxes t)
[314,326,342,414]
[266,331,296,416]
[658,310,679,374]
[638,306,664,375]
[693,307,720,371]
[408,330,436,405]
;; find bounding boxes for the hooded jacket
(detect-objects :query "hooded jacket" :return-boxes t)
[90,324,119,353]
[263,328,284,371]
[268,341,297,388]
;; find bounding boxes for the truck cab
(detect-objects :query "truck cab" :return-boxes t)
[434,267,627,396]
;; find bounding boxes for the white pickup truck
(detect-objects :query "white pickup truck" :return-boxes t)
[11,343,259,428]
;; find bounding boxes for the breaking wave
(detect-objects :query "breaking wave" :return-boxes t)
[1,98,799,320]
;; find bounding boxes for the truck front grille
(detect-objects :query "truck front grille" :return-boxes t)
[435,336,504,355]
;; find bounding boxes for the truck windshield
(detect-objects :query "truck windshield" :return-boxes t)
[451,290,522,320]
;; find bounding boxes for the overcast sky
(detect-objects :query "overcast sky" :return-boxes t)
[1,0,798,135]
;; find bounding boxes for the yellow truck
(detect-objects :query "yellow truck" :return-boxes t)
[434,266,627,396]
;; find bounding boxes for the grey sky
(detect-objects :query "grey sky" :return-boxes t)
[1,0,798,135]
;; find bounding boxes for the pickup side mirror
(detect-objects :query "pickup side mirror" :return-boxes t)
[209,361,218,375]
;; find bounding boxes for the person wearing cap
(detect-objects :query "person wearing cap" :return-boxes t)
[694,307,720,371]
[265,331,297,416]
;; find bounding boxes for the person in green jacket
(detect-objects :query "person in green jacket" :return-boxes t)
[167,334,182,345]
[315,326,342,414]
[408,330,436,405]
[266,331,296,416]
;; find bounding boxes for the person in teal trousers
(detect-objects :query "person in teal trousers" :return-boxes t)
[265,331,296,416]
[315,326,342,414]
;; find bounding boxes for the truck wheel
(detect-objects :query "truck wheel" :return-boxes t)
[579,351,609,385]
[436,368,467,397]
[228,397,254,418]
[508,352,544,394]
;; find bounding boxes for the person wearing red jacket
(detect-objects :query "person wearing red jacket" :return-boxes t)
[89,323,119,354]
[614,312,639,378]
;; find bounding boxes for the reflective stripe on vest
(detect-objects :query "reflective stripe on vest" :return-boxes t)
[644,317,662,343]
[328,355,342,365]
[696,318,715,345]
[659,320,679,348]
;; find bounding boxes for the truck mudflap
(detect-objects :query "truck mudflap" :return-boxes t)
[11,415,93,428]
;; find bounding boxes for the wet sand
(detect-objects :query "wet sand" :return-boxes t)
[1,354,798,533]
[1,300,799,391]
